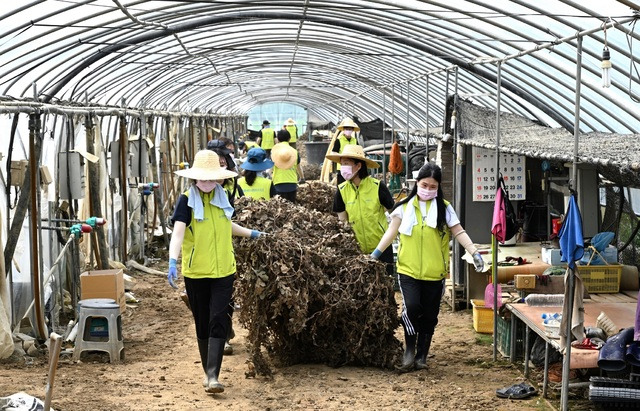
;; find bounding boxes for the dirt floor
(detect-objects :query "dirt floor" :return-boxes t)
[1,270,590,410]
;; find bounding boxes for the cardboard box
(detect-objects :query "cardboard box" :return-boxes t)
[515,274,536,289]
[541,247,563,265]
[80,269,125,312]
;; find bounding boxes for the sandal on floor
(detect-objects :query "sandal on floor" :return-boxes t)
[496,382,538,399]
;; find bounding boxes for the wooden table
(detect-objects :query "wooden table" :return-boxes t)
[506,299,638,397]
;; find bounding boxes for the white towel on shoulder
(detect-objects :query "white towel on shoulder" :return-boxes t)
[398,198,438,236]
[187,184,233,221]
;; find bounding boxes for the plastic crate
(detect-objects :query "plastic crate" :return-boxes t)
[496,315,524,358]
[576,264,622,293]
[471,299,493,334]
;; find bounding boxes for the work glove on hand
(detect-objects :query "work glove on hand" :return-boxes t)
[369,248,382,261]
[298,179,306,185]
[168,258,178,289]
[472,252,485,272]
[250,230,268,239]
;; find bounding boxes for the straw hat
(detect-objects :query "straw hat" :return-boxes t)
[240,147,274,171]
[325,144,379,168]
[336,118,360,132]
[175,150,238,180]
[271,143,297,169]
[285,118,296,126]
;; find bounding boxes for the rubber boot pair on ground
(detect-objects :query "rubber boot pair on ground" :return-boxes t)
[197,338,226,393]
[397,333,433,373]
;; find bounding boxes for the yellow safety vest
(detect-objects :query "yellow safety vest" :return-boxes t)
[260,128,275,149]
[338,176,388,253]
[181,189,235,279]
[272,142,298,185]
[336,135,358,170]
[245,141,259,149]
[285,125,298,143]
[396,197,451,281]
[238,176,272,200]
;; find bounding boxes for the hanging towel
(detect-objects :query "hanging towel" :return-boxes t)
[560,266,586,352]
[559,194,584,269]
[491,186,507,242]
[398,198,437,236]
[187,184,234,221]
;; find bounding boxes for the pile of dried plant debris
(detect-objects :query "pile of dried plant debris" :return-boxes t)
[297,181,336,213]
[233,196,400,376]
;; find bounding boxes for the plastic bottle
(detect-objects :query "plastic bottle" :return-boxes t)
[541,312,561,321]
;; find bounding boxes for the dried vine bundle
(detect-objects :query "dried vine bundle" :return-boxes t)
[297,181,336,213]
[233,196,401,376]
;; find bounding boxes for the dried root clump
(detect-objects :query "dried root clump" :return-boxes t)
[297,181,337,213]
[233,196,401,376]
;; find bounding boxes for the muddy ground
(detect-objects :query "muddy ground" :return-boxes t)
[1,270,593,410]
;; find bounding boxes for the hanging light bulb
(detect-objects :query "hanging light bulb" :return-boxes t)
[450,110,457,129]
[601,46,611,88]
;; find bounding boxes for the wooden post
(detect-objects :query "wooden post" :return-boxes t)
[118,116,129,262]
[85,114,109,269]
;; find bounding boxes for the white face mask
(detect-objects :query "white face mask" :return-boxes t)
[343,129,353,137]
[340,165,355,181]
[196,180,217,193]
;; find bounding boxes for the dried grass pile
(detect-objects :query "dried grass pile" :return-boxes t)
[233,196,400,376]
[297,181,336,213]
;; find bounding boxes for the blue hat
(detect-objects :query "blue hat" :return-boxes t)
[241,147,274,171]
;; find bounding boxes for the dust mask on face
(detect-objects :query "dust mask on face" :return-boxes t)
[417,186,438,201]
[340,165,355,181]
[343,129,353,137]
[196,180,217,193]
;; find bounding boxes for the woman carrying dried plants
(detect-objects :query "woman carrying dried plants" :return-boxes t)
[370,163,484,372]
[167,149,265,394]
[326,144,395,277]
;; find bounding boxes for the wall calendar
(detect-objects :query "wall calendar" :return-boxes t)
[471,146,526,202]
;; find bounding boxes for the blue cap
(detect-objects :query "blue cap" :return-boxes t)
[241,147,274,171]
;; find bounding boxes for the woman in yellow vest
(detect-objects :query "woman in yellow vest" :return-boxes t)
[284,118,298,149]
[207,139,244,207]
[257,119,275,157]
[370,163,484,372]
[325,144,394,277]
[238,147,276,200]
[271,129,304,203]
[332,118,360,184]
[168,150,265,394]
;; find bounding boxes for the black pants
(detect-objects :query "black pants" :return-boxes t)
[185,275,235,340]
[276,190,297,203]
[398,273,444,336]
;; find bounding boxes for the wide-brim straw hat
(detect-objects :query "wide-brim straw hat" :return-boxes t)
[271,143,297,169]
[175,150,238,180]
[285,118,296,126]
[240,147,274,171]
[325,144,379,168]
[337,118,360,132]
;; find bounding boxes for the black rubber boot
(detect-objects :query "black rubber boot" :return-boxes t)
[206,338,226,393]
[397,333,417,373]
[197,338,209,387]
[414,333,433,370]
